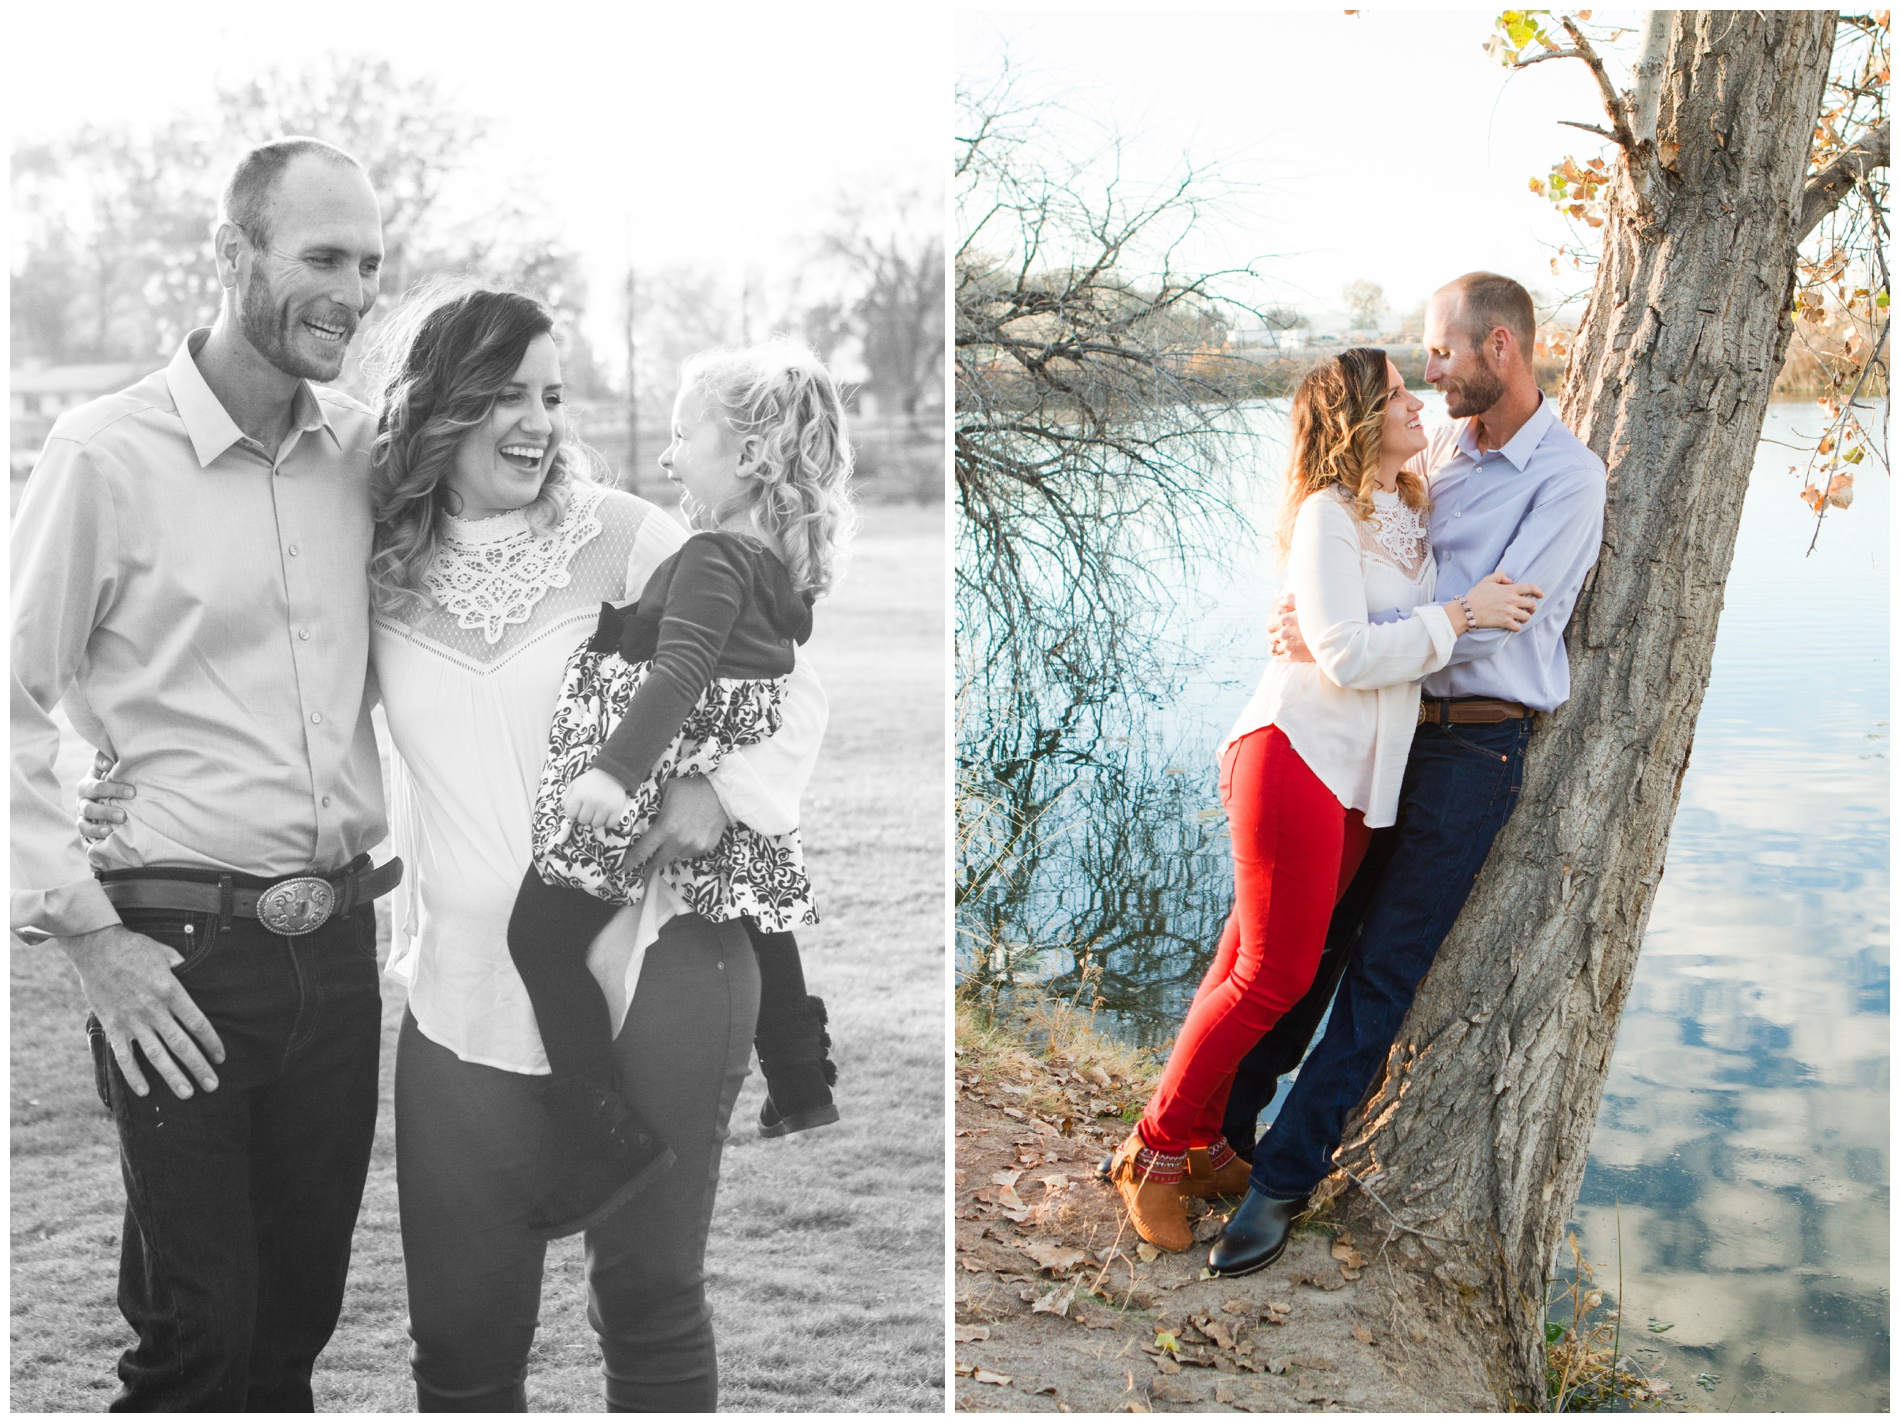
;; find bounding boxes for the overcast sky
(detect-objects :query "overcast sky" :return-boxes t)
[958,9,1642,327]
[10,1,949,358]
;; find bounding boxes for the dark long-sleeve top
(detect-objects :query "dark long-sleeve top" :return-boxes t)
[589,530,813,794]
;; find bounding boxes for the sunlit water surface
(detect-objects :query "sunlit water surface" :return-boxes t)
[960,397,1888,1411]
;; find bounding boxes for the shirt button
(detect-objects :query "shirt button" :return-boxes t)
[321,795,332,807]
[310,712,323,724]
[288,545,300,556]
[299,628,311,640]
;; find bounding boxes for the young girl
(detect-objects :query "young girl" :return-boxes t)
[507,339,856,1238]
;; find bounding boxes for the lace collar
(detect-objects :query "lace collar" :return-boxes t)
[423,482,608,643]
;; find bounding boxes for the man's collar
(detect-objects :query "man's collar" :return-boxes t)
[1455,392,1555,472]
[165,328,340,468]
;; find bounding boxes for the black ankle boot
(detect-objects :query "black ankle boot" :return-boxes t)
[1206,1187,1305,1278]
[527,1075,675,1240]
[755,994,840,1137]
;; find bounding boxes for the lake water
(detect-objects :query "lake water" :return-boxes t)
[956,396,1889,1412]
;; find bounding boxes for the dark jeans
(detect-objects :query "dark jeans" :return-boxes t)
[397,914,757,1412]
[508,866,807,1083]
[1236,717,1532,1200]
[87,900,383,1411]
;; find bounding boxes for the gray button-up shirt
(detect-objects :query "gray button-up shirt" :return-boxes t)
[10,330,386,938]
[1415,395,1606,710]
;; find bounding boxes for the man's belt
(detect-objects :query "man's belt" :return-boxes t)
[98,858,403,937]
[1417,697,1533,726]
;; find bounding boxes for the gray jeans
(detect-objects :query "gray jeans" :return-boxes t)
[394,914,758,1411]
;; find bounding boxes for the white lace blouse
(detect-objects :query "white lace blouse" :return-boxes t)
[1220,486,1456,828]
[374,482,826,1073]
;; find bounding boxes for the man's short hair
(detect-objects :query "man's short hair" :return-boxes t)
[1442,272,1536,364]
[220,137,364,249]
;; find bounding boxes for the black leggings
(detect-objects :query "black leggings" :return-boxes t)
[508,869,809,1083]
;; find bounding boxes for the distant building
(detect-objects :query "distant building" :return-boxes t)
[1225,326,1308,350]
[11,362,164,477]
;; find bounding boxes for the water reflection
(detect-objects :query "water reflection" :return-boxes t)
[956,396,1888,1411]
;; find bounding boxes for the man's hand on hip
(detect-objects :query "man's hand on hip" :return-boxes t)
[59,923,226,1100]
[623,774,731,872]
[1268,593,1315,663]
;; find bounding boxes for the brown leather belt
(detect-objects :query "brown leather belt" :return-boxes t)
[1417,697,1532,726]
[98,858,403,937]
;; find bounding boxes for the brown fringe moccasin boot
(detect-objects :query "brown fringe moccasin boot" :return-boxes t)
[1106,1132,1194,1252]
[1181,1139,1253,1199]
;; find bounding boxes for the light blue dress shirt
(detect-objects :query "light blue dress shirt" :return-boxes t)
[1415,395,1607,711]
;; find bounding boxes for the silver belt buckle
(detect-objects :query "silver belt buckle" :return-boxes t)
[256,876,336,936]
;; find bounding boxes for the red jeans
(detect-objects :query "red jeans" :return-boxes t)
[1138,725,1371,1154]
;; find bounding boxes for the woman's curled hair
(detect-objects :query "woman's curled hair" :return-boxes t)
[677,338,859,598]
[364,278,592,613]
[1276,346,1429,559]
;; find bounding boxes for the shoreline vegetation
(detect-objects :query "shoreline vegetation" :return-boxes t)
[1216,344,1884,401]
[953,991,1692,1414]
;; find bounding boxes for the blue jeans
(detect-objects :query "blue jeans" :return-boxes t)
[396,914,757,1412]
[87,896,383,1411]
[1245,717,1532,1200]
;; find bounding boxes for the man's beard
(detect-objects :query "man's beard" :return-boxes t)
[240,266,350,382]
[1441,360,1506,419]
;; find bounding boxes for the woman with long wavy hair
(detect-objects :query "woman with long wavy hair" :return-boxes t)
[1104,348,1542,1256]
[363,281,838,1409]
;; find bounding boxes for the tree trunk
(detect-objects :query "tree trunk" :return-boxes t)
[1326,11,1841,1405]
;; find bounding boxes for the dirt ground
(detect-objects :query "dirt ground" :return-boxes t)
[953,1008,1498,1414]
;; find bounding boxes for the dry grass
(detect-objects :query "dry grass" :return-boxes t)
[9,502,945,1413]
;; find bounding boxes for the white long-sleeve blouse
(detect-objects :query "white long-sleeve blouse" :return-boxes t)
[375,482,825,1073]
[1219,486,1456,828]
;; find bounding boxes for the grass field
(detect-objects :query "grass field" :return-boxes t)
[9,501,947,1412]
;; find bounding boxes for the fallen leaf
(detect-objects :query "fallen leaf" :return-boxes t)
[1136,1242,1159,1263]
[1021,1241,1087,1273]
[955,1324,991,1342]
[1222,1298,1248,1314]
[1352,1326,1374,1344]
[1039,1173,1070,1192]
[1267,1299,1293,1315]
[1192,1215,1225,1243]
[1330,1242,1368,1269]
[1002,1106,1026,1119]
[1033,1283,1077,1318]
[996,1185,1025,1211]
[973,1368,1012,1386]
[992,1169,1023,1188]
[1084,1065,1112,1088]
[1201,1318,1237,1350]
[1153,1329,1181,1356]
[1340,1266,1362,1281]
[958,1258,987,1273]
[955,1360,974,1376]
[1153,1355,1181,1375]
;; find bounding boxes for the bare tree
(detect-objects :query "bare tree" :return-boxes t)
[1318,11,1889,1405]
[953,65,1268,990]
[804,188,945,423]
[1341,277,1386,331]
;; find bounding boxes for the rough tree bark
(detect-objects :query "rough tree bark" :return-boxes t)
[1321,11,1880,1405]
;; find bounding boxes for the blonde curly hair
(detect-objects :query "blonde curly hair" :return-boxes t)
[1275,346,1430,560]
[677,339,859,598]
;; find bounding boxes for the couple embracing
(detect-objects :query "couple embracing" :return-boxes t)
[13,137,851,1410]
[1107,273,1608,1275]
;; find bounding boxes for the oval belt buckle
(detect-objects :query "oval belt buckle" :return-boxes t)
[256,876,336,936]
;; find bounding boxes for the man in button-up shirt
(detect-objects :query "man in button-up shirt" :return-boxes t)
[10,138,396,1411]
[1207,273,1607,1275]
